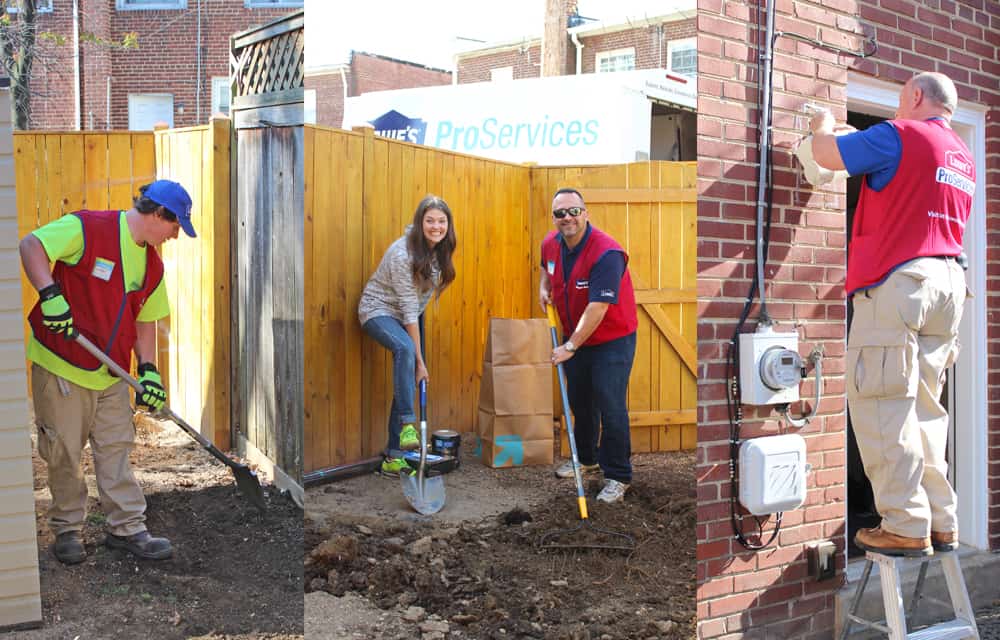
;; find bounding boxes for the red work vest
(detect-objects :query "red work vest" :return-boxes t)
[28,211,164,372]
[847,119,974,294]
[541,225,638,346]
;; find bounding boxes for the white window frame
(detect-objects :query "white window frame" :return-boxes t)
[596,47,635,73]
[116,0,186,10]
[847,72,989,552]
[490,66,513,82]
[211,77,230,116]
[128,93,174,130]
[667,38,696,77]
[245,0,303,7]
[6,0,53,13]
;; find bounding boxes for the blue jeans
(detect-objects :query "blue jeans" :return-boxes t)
[562,332,636,483]
[361,315,425,453]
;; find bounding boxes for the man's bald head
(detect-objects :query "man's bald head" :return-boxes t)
[896,72,958,121]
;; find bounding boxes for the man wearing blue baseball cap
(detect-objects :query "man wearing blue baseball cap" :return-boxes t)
[19,179,195,564]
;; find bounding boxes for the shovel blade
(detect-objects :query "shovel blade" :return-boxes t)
[231,464,267,512]
[400,474,446,515]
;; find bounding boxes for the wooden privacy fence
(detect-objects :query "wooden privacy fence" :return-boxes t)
[307,125,697,474]
[13,123,231,448]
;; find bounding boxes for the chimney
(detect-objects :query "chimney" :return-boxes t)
[541,0,577,77]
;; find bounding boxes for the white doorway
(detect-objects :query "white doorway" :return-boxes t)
[846,72,989,551]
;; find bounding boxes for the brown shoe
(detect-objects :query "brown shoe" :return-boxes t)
[930,530,958,552]
[854,526,932,557]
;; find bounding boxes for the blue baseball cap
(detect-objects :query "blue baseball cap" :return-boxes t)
[144,180,196,238]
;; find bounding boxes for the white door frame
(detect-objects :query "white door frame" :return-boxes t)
[847,72,989,551]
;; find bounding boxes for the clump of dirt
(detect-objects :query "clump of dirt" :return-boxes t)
[305,456,695,640]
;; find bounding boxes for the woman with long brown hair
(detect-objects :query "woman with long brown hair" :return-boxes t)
[357,195,457,475]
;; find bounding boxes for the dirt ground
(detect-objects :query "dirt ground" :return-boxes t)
[8,415,304,640]
[304,440,696,640]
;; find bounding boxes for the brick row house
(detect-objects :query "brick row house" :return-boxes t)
[697,0,998,638]
[6,0,301,130]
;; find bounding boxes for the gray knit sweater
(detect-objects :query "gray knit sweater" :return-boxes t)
[358,231,441,326]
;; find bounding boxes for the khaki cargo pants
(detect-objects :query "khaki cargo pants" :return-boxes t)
[847,257,966,539]
[32,364,147,537]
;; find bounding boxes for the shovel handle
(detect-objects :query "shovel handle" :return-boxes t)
[546,303,560,330]
[72,333,217,454]
[419,378,427,420]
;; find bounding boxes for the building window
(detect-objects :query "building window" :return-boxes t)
[211,77,230,116]
[667,38,696,77]
[245,0,303,7]
[490,66,513,82]
[116,0,186,9]
[128,94,173,130]
[6,0,53,12]
[596,48,635,73]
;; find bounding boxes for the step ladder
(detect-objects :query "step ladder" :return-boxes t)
[839,550,980,640]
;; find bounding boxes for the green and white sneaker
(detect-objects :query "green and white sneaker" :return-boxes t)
[380,457,413,476]
[398,424,420,451]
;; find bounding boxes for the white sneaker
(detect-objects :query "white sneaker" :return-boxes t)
[596,479,629,503]
[554,460,601,479]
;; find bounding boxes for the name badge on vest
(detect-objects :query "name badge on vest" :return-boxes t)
[575,279,589,290]
[92,257,115,282]
[546,260,555,275]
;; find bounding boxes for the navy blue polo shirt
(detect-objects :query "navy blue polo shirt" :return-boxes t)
[543,223,626,303]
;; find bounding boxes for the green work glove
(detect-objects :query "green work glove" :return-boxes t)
[38,283,75,339]
[136,362,166,412]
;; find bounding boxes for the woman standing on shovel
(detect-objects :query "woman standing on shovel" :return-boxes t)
[358,195,457,475]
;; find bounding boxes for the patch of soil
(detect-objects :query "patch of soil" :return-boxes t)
[12,416,303,640]
[305,442,695,640]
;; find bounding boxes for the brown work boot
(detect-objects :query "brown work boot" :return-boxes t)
[52,531,86,565]
[105,530,173,560]
[931,530,958,552]
[854,526,932,557]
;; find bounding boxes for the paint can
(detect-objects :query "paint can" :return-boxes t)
[431,429,461,466]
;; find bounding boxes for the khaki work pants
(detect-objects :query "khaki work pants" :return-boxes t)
[31,364,147,537]
[847,257,966,539]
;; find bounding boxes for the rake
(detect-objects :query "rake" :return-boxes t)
[538,305,635,552]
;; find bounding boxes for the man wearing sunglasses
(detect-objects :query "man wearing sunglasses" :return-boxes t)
[20,180,195,564]
[539,188,638,503]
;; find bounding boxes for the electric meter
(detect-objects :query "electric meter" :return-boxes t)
[760,347,802,391]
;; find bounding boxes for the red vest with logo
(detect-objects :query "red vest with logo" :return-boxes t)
[847,119,974,294]
[541,225,638,346]
[28,211,164,372]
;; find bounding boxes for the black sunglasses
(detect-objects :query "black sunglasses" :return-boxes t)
[552,207,585,219]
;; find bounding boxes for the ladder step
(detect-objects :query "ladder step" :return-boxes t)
[907,619,977,640]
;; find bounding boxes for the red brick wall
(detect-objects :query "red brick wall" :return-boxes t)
[305,69,347,129]
[27,0,295,130]
[306,54,451,130]
[456,45,543,84]
[456,17,696,82]
[697,0,999,638]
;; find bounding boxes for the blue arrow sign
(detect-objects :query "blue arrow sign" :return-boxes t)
[493,434,524,467]
[473,436,482,458]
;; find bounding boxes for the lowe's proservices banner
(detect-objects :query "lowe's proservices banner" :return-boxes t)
[342,70,695,166]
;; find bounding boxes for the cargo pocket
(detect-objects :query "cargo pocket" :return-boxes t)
[36,423,57,464]
[939,339,961,388]
[847,329,917,399]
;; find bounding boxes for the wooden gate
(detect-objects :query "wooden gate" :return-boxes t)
[230,11,304,493]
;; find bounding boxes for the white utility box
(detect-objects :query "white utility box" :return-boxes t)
[739,329,802,405]
[739,434,809,515]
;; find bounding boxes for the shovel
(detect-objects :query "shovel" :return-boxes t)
[73,332,267,512]
[400,379,446,515]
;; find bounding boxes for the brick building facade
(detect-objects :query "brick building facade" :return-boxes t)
[16,0,300,130]
[455,15,696,84]
[697,0,998,638]
[305,52,451,129]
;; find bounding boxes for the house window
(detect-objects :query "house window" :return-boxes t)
[116,0,186,9]
[6,0,53,12]
[596,48,635,73]
[490,66,513,82]
[668,38,696,77]
[211,77,230,116]
[245,0,303,7]
[128,94,173,130]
